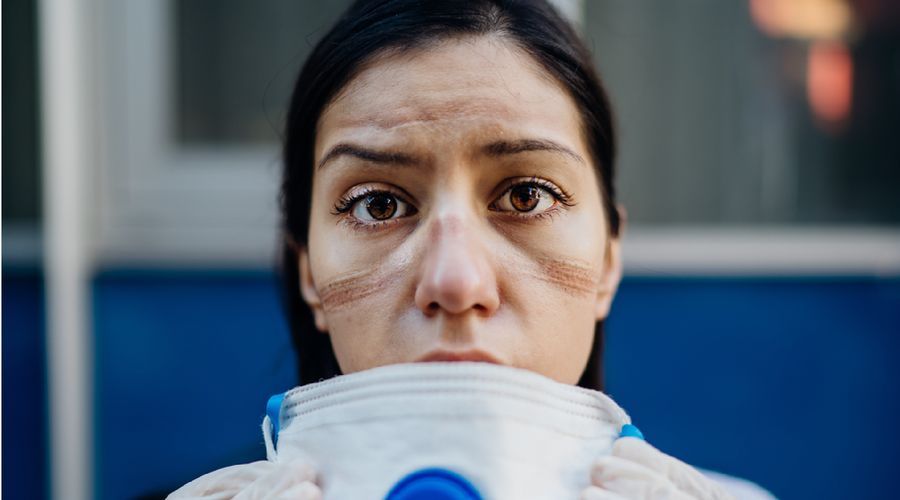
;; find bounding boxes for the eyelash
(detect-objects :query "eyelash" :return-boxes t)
[332,187,398,215]
[332,177,574,229]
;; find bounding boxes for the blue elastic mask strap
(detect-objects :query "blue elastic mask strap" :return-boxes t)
[618,424,645,440]
[266,392,286,445]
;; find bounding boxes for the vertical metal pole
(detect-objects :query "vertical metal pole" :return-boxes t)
[39,1,95,499]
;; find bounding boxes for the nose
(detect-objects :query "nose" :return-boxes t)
[414,217,500,316]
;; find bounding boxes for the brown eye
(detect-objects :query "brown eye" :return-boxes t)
[494,182,559,214]
[365,194,397,220]
[349,191,414,222]
[509,185,541,212]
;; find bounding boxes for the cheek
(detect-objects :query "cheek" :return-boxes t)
[507,262,598,385]
[533,256,603,296]
[497,212,607,301]
[317,266,404,312]
[505,253,602,339]
[311,238,418,372]
[494,220,607,383]
[309,209,414,314]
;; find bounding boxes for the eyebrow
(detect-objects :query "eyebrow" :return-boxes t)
[317,138,585,171]
[482,139,585,166]
[317,144,417,171]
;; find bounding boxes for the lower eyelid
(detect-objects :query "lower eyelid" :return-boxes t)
[338,216,396,231]
[497,203,566,222]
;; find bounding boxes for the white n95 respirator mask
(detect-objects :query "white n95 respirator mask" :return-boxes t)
[262,362,633,500]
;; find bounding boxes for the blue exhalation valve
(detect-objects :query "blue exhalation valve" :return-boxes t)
[386,469,484,500]
[266,392,286,446]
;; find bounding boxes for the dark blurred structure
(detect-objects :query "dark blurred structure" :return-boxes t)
[3,2,46,500]
[2,0,41,224]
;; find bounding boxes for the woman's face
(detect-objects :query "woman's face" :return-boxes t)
[300,36,622,384]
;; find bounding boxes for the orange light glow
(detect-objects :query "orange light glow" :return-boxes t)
[807,41,853,132]
[750,0,855,40]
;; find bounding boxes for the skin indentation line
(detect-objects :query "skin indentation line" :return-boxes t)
[317,268,383,311]
[317,267,404,312]
[532,257,601,296]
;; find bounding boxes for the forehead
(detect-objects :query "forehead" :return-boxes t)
[316,36,585,145]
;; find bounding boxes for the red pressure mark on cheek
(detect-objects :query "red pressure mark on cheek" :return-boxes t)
[317,268,393,312]
[534,257,601,296]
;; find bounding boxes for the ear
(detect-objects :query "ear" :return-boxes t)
[298,246,329,332]
[595,205,626,320]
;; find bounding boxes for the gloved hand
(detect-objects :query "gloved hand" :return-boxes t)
[168,459,321,500]
[580,437,737,500]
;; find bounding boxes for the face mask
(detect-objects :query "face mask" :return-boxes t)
[263,362,632,500]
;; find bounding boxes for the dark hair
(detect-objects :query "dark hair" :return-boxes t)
[281,0,619,390]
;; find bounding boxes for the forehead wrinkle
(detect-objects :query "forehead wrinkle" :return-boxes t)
[329,96,518,132]
[318,40,585,166]
[322,35,538,118]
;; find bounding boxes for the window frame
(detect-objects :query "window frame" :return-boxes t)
[87,0,900,277]
[95,0,282,267]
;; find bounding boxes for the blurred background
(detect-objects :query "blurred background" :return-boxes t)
[3,0,899,499]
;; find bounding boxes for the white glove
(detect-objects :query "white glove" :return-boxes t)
[168,459,321,500]
[581,437,737,500]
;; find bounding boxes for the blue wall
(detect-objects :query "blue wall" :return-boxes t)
[2,270,47,500]
[606,278,900,500]
[5,271,899,499]
[93,271,297,500]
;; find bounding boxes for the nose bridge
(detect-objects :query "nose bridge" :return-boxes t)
[414,210,499,316]
[428,216,480,276]
[430,212,468,250]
